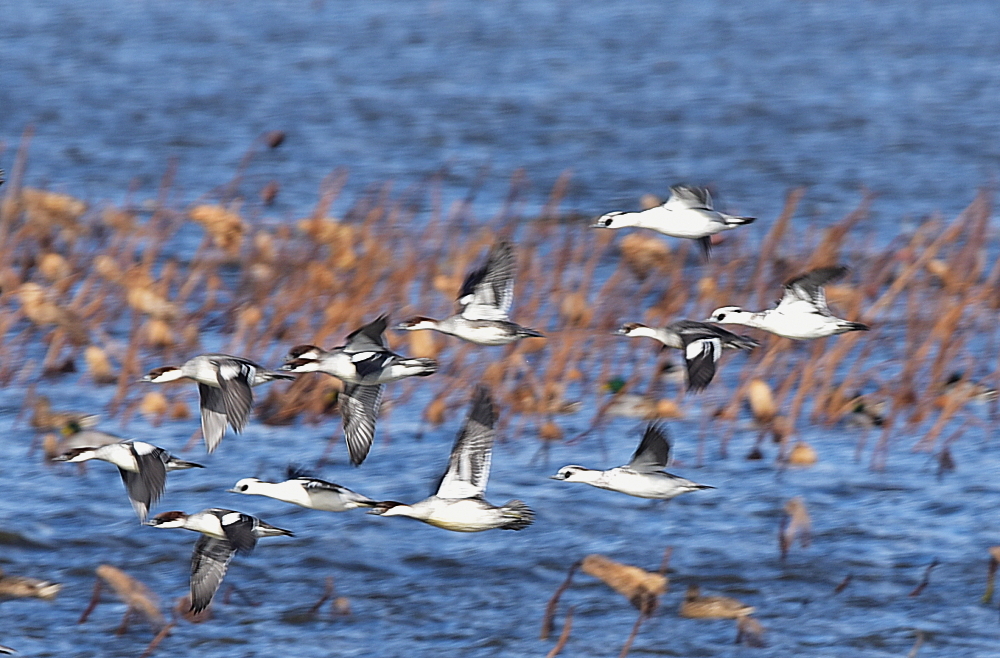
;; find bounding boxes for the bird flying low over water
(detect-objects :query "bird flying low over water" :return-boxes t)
[615,320,758,392]
[552,423,713,499]
[396,241,544,345]
[368,386,534,532]
[53,441,203,521]
[145,508,293,613]
[229,466,376,512]
[593,184,755,256]
[706,265,869,340]
[280,314,437,466]
[141,354,295,453]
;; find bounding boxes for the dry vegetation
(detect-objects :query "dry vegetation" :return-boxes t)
[0,136,996,472]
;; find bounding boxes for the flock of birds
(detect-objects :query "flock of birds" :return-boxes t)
[34,184,872,628]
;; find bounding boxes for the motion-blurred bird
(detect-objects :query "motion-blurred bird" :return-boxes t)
[707,265,869,339]
[594,184,755,256]
[396,241,544,345]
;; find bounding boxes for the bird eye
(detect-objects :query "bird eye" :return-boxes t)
[717,313,726,321]
[603,217,612,227]
[240,485,248,491]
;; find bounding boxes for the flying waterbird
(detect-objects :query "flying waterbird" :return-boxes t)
[53,441,203,521]
[280,314,437,466]
[141,354,295,453]
[706,265,869,339]
[396,241,544,345]
[614,320,758,391]
[551,423,713,499]
[368,386,534,532]
[229,465,376,512]
[593,184,755,256]
[145,508,293,613]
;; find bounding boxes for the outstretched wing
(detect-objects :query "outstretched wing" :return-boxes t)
[781,265,848,314]
[459,242,516,321]
[340,383,384,466]
[216,510,259,555]
[198,384,230,453]
[189,536,235,613]
[349,350,395,380]
[681,334,723,392]
[344,315,390,351]
[666,184,713,210]
[435,386,496,498]
[118,443,168,521]
[213,359,255,432]
[628,423,671,472]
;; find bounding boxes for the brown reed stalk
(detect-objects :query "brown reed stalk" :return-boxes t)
[618,610,648,658]
[0,125,34,247]
[750,187,804,308]
[805,192,873,270]
[541,561,581,640]
[544,607,574,658]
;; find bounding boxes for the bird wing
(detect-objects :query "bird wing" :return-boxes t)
[681,334,723,392]
[215,510,259,555]
[298,476,347,494]
[285,464,315,480]
[213,359,255,432]
[459,242,516,321]
[781,265,849,314]
[197,384,229,453]
[628,423,672,472]
[189,536,235,613]
[118,443,169,521]
[344,315,390,351]
[340,383,384,466]
[435,387,496,499]
[349,350,395,380]
[666,184,714,210]
[672,320,756,350]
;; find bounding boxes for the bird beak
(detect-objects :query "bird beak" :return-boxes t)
[226,488,240,493]
[549,475,563,480]
[590,221,606,229]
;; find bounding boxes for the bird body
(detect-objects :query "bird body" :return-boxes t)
[0,570,62,601]
[707,266,869,340]
[373,496,533,533]
[230,469,375,512]
[594,185,755,254]
[53,441,203,521]
[396,242,543,345]
[142,354,294,452]
[552,423,712,499]
[397,315,542,346]
[369,387,534,532]
[146,508,293,613]
[281,315,436,465]
[616,321,757,391]
[680,584,755,619]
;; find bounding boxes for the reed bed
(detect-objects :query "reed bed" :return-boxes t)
[1,140,995,470]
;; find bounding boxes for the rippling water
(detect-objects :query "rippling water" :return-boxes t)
[3,1,1000,657]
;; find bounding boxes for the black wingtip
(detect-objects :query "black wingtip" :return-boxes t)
[697,235,712,260]
[366,314,390,336]
[286,464,315,480]
[644,422,668,443]
[468,385,496,428]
